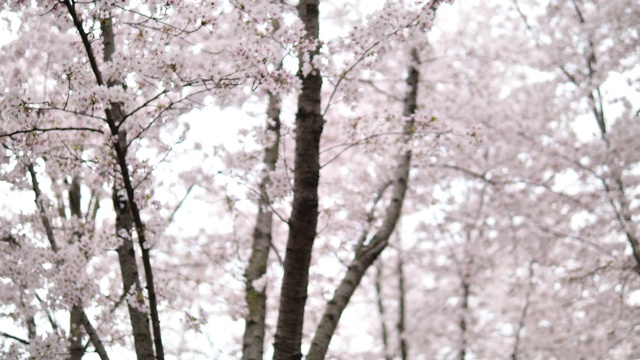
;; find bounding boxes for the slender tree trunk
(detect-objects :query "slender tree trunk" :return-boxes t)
[103,17,165,359]
[306,50,420,360]
[272,1,323,359]
[242,93,281,360]
[99,14,157,360]
[68,177,84,360]
[459,278,469,360]
[113,169,155,360]
[63,3,161,357]
[511,261,534,360]
[397,253,408,360]
[374,261,392,360]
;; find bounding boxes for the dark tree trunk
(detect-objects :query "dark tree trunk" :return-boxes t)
[113,172,155,360]
[68,177,84,360]
[272,1,323,359]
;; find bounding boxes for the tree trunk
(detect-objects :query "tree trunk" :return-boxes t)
[94,13,158,360]
[272,1,323,359]
[68,177,84,360]
[305,50,419,360]
[459,279,469,360]
[242,92,281,360]
[374,261,392,360]
[397,253,408,360]
[113,172,155,360]
[511,261,534,360]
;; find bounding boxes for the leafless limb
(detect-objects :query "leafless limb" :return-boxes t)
[1,127,104,139]
[0,331,29,345]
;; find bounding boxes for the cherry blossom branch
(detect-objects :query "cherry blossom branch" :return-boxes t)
[28,164,59,252]
[535,223,612,256]
[115,5,204,37]
[33,292,61,337]
[121,89,170,125]
[168,184,195,224]
[125,83,241,146]
[0,331,29,345]
[322,40,380,117]
[132,132,188,191]
[428,163,497,185]
[35,104,108,122]
[321,5,440,117]
[0,127,104,139]
[320,130,420,169]
[510,0,538,42]
[63,1,106,86]
[28,165,109,357]
[79,310,111,360]
[213,169,290,226]
[359,79,405,101]
[228,0,295,58]
[355,180,393,252]
[307,48,420,360]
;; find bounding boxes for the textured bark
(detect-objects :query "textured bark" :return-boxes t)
[272,1,323,359]
[242,93,281,360]
[306,51,419,360]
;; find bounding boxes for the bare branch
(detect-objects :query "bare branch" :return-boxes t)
[0,331,29,345]
[0,127,104,139]
[79,309,111,360]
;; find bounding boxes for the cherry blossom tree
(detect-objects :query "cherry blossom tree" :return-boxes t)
[2,0,639,359]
